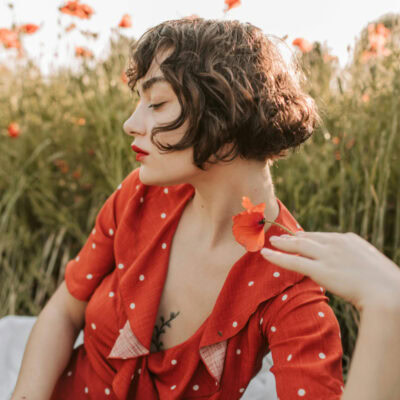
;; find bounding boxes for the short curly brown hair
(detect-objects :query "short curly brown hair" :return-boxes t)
[126,18,320,171]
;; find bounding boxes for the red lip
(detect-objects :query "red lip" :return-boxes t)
[131,144,149,155]
[136,153,148,161]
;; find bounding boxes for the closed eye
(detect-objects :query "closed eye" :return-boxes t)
[148,102,165,110]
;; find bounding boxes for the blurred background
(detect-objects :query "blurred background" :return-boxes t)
[1,0,399,383]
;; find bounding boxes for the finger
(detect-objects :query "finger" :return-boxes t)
[260,248,318,276]
[269,235,327,260]
[294,231,343,245]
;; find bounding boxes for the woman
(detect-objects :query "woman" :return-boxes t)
[11,17,369,399]
[261,232,400,400]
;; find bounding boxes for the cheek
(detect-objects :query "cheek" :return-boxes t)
[161,148,195,175]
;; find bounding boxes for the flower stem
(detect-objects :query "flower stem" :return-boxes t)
[265,220,296,235]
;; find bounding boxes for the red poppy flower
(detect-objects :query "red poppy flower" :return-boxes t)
[72,169,82,180]
[7,122,20,138]
[59,1,94,19]
[121,71,128,84]
[362,23,391,63]
[75,46,93,58]
[232,197,266,252]
[54,159,69,174]
[0,28,21,49]
[361,93,370,103]
[19,24,39,34]
[224,0,241,12]
[232,196,294,252]
[292,38,313,53]
[376,23,390,38]
[118,14,132,28]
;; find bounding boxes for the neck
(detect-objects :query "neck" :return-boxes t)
[184,159,279,250]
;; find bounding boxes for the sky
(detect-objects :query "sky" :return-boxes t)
[1,0,399,75]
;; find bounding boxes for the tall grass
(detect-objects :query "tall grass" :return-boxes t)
[1,17,399,381]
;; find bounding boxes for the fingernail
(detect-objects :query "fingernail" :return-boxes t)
[269,235,280,241]
[261,248,275,256]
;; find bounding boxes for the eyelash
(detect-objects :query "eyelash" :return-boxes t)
[148,102,165,110]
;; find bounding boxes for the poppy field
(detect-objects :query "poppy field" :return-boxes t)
[1,1,400,381]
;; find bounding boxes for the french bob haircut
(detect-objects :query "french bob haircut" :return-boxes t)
[126,18,320,171]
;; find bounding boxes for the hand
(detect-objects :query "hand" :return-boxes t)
[260,231,400,311]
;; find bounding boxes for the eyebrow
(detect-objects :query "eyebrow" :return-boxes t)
[136,76,168,96]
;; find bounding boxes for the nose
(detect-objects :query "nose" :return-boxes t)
[123,103,145,137]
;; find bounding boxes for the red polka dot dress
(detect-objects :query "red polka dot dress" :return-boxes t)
[50,167,344,399]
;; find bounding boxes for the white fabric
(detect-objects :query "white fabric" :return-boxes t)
[0,315,277,399]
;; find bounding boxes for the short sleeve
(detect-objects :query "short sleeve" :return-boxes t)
[260,277,344,399]
[64,168,140,301]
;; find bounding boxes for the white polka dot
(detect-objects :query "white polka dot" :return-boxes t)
[236,349,241,355]
[170,385,176,390]
[298,388,306,396]
[105,388,110,395]
[109,229,114,236]
[140,197,144,203]
[138,368,141,374]
[248,281,254,286]
[91,323,96,330]
[164,188,169,194]
[117,183,122,190]
[118,263,124,269]
[287,354,292,361]
[119,328,123,334]
[161,243,167,249]
[75,256,80,262]
[339,331,341,339]
[86,274,93,280]
[260,318,263,325]
[92,228,96,235]
[131,373,134,380]
[136,184,140,190]
[232,321,238,328]
[130,303,135,309]
[341,385,344,392]
[161,212,166,219]
[271,326,276,332]
[139,274,145,281]
[84,387,89,393]
[67,370,72,376]
[193,385,199,391]
[215,381,218,386]
[273,272,280,278]
[296,223,301,228]
[319,352,326,359]
[239,388,245,393]
[282,294,288,301]
[109,291,115,298]
[320,287,324,292]
[92,243,96,249]
[171,359,177,365]
[318,311,325,317]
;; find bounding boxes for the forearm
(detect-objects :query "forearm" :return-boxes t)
[11,306,81,400]
[342,299,400,400]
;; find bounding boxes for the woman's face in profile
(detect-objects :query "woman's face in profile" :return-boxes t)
[123,49,202,187]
